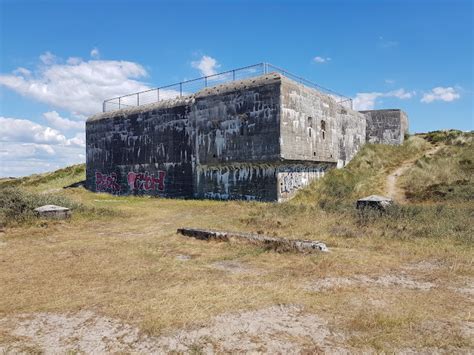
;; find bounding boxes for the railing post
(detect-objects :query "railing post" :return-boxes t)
[157,88,160,102]
[119,97,121,110]
[180,83,182,97]
[137,93,139,106]
[205,77,207,87]
[103,101,106,112]
[263,63,267,74]
[232,70,235,81]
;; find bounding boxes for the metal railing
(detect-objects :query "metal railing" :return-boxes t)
[102,62,353,112]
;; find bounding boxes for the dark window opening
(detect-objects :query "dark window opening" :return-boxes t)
[321,120,326,140]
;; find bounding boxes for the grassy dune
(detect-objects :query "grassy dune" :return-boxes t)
[0,131,472,352]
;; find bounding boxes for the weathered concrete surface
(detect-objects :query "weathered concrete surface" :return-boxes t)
[86,73,407,201]
[356,195,393,210]
[177,228,329,253]
[34,205,71,219]
[86,74,282,199]
[280,76,367,167]
[360,109,408,145]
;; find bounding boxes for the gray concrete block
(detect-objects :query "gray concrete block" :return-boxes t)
[34,205,71,219]
[360,109,408,145]
[356,195,393,210]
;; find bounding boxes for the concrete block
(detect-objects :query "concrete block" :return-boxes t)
[34,205,71,219]
[356,195,393,210]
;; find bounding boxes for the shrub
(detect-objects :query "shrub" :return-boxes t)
[0,187,82,227]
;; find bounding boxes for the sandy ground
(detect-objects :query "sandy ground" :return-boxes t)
[0,306,348,354]
[386,146,440,202]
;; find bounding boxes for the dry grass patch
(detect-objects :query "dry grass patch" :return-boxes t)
[0,133,473,352]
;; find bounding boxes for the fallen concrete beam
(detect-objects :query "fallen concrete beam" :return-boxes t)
[177,228,328,253]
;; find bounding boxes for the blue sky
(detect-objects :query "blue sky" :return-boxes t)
[0,0,473,177]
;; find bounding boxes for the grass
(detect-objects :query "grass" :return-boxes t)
[0,132,473,352]
[0,164,85,192]
[0,186,119,228]
[293,135,431,209]
[401,131,473,201]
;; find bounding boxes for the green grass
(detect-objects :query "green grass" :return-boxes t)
[0,164,85,192]
[401,131,473,201]
[293,136,431,210]
[0,186,119,228]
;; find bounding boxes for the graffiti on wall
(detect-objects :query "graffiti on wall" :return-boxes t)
[278,167,326,196]
[280,172,306,194]
[127,171,166,192]
[95,172,121,193]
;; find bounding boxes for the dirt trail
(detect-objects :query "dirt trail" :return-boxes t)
[385,145,440,202]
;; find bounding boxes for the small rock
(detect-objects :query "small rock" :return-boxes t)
[356,195,393,210]
[34,205,71,219]
[175,254,191,261]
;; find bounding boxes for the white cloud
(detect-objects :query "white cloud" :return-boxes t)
[0,117,67,145]
[66,57,83,65]
[313,56,331,63]
[421,87,460,103]
[191,55,220,76]
[43,111,84,131]
[0,116,85,147]
[65,132,85,148]
[353,92,381,111]
[13,67,31,77]
[0,52,150,116]
[353,88,414,110]
[389,88,414,99]
[0,116,85,177]
[90,47,100,59]
[0,142,85,177]
[385,79,395,84]
[39,51,57,65]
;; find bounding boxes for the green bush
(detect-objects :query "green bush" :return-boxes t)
[420,130,473,146]
[0,187,83,227]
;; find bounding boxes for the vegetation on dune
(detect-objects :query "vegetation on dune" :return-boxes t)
[242,134,473,244]
[0,187,81,227]
[0,187,117,228]
[402,131,473,201]
[0,164,85,190]
[294,136,431,209]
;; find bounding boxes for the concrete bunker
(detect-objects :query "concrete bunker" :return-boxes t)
[86,64,408,202]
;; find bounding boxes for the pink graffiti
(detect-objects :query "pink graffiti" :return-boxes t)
[127,171,166,192]
[95,172,121,193]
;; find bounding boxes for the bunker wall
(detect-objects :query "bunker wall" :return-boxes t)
[86,100,194,197]
[360,109,408,145]
[86,75,283,198]
[192,77,281,165]
[279,77,366,167]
